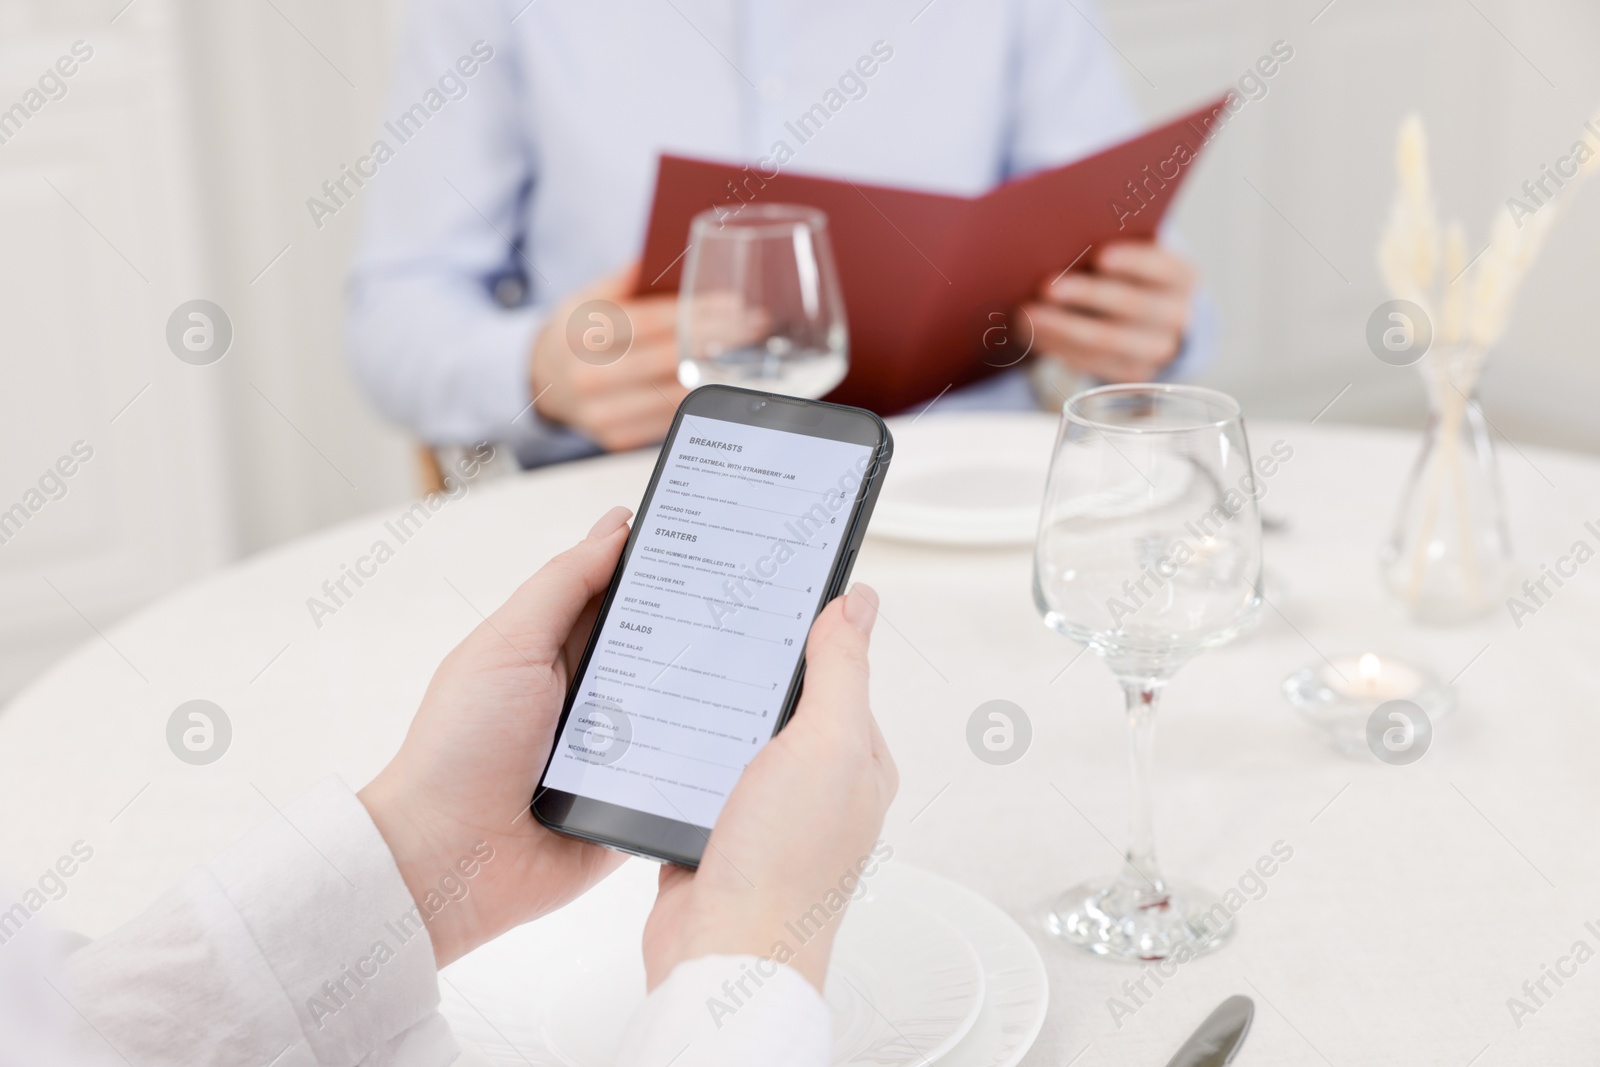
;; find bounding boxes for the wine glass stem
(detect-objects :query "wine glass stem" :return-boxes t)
[1121,679,1165,896]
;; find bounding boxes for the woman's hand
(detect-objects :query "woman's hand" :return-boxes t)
[358,507,635,967]
[640,585,898,992]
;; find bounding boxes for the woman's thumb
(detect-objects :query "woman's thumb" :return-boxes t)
[790,584,877,732]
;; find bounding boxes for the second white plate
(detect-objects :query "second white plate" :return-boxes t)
[871,412,1059,547]
[440,859,991,1067]
[865,865,1050,1067]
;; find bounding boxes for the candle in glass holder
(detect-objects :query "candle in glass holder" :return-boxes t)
[1322,653,1425,704]
[1284,652,1453,757]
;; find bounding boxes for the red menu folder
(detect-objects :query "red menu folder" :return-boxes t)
[638,96,1227,415]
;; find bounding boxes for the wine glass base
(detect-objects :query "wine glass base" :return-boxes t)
[1043,878,1233,962]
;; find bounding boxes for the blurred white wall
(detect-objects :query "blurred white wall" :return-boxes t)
[1,0,1597,702]
[0,0,412,700]
[169,0,413,549]
[1110,0,1600,450]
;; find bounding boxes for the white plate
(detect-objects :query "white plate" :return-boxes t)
[818,893,983,1065]
[439,860,991,1067]
[866,866,1050,1067]
[872,412,1059,547]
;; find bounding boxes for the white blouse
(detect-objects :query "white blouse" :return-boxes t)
[2,777,829,1066]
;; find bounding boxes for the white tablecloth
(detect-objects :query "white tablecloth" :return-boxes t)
[3,417,1598,1065]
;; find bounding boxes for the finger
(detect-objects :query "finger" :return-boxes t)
[1026,303,1178,369]
[542,831,630,883]
[1044,273,1189,332]
[479,512,631,667]
[658,863,691,892]
[1026,306,1176,383]
[569,263,676,339]
[612,295,679,342]
[1039,346,1160,385]
[790,584,876,740]
[587,505,633,540]
[593,377,686,417]
[585,259,643,301]
[1092,242,1196,291]
[566,337,681,396]
[582,387,685,449]
[594,414,678,453]
[681,292,771,348]
[561,588,608,675]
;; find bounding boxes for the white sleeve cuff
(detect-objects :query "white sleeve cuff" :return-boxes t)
[66,776,456,1067]
[615,955,831,1067]
[205,776,449,1061]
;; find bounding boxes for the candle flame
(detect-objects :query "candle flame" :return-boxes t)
[1359,654,1382,683]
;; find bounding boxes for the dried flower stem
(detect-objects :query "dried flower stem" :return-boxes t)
[1378,110,1596,606]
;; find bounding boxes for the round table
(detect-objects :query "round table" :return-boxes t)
[4,417,1598,1065]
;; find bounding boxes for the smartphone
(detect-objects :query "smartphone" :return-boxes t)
[532,384,893,866]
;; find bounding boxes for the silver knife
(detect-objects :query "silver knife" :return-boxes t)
[1164,995,1254,1067]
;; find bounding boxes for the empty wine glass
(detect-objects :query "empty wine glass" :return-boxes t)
[677,204,848,399]
[1033,384,1263,961]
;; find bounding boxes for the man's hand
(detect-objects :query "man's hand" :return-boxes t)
[358,507,636,967]
[530,262,688,451]
[640,585,898,993]
[1021,241,1195,383]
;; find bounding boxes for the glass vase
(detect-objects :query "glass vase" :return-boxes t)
[1379,346,1513,623]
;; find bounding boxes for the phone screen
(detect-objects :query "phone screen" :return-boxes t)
[541,411,876,831]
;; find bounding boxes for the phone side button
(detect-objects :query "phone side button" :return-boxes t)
[840,548,858,587]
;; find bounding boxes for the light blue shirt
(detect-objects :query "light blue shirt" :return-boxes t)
[345,0,1213,466]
